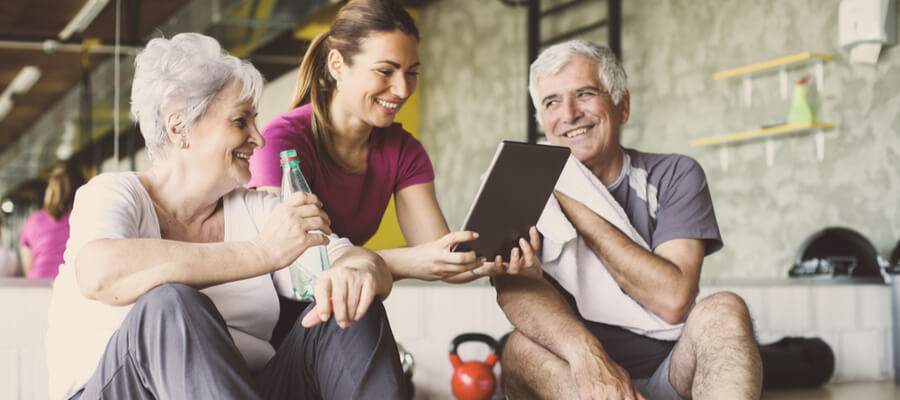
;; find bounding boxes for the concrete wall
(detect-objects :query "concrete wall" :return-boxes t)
[8,0,896,281]
[417,0,900,280]
[417,0,530,233]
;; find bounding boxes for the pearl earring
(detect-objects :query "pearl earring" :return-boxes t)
[180,140,188,149]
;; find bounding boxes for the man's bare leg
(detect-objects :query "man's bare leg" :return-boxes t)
[668,291,763,399]
[502,330,579,399]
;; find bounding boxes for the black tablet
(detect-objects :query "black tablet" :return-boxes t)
[452,141,570,261]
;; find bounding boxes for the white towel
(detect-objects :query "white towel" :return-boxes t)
[537,155,684,341]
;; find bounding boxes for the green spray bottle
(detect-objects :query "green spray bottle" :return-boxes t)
[786,75,814,124]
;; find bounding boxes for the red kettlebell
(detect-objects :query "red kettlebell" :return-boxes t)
[449,333,499,400]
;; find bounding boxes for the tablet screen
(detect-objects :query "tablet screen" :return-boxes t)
[453,141,570,261]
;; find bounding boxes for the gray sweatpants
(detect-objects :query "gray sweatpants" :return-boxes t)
[71,283,407,400]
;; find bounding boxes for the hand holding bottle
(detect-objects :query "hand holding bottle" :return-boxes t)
[252,191,331,271]
[280,149,333,299]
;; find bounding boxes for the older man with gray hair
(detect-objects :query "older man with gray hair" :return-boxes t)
[495,40,762,399]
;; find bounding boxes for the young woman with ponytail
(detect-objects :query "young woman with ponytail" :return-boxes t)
[248,0,526,283]
[19,162,85,278]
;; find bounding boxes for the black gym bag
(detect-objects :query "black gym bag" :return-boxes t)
[760,337,835,390]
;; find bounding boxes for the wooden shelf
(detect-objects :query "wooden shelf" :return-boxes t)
[690,122,835,147]
[713,52,833,80]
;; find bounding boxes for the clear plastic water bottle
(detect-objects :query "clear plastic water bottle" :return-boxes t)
[280,149,331,299]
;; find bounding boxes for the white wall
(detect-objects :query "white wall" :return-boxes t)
[0,280,51,400]
[257,67,299,132]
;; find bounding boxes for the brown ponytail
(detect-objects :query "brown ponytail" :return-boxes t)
[291,0,419,173]
[292,30,344,172]
[44,163,85,220]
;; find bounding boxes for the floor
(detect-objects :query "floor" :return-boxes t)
[761,381,899,400]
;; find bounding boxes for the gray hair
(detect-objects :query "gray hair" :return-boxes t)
[528,40,628,117]
[131,32,264,160]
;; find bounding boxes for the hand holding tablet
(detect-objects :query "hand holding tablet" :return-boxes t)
[452,141,570,262]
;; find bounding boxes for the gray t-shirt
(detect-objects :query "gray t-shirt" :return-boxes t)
[553,148,723,379]
[606,147,723,255]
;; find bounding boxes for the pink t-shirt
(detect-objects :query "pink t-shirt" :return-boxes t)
[247,104,435,245]
[19,209,70,278]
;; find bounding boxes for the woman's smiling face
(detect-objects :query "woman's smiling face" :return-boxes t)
[331,30,420,129]
[185,81,264,188]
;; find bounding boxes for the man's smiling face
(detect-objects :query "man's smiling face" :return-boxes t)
[537,55,630,171]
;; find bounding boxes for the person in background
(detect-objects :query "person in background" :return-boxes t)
[45,33,405,400]
[19,162,85,278]
[247,0,527,283]
[495,40,762,399]
[0,213,21,277]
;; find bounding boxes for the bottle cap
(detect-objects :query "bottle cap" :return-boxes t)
[279,149,299,164]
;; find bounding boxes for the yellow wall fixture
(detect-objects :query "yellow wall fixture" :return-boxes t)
[690,122,835,147]
[81,38,101,68]
[698,52,834,171]
[712,52,833,80]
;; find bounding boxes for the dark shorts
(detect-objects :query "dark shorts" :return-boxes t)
[544,274,676,379]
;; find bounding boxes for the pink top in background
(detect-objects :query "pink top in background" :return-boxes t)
[19,209,70,278]
[247,104,435,245]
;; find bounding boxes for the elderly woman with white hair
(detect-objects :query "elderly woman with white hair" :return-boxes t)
[45,33,406,400]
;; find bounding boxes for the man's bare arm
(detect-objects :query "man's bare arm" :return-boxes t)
[554,191,705,323]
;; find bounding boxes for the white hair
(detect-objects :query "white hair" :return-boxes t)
[528,40,627,119]
[130,32,264,160]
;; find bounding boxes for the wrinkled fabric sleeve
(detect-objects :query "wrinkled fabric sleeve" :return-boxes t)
[394,131,435,192]
[63,174,145,272]
[652,157,723,255]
